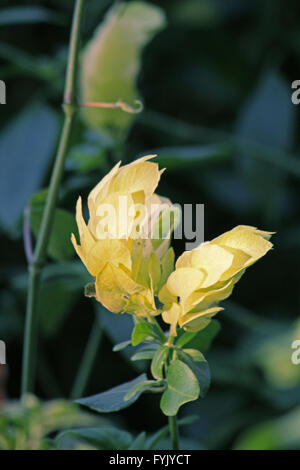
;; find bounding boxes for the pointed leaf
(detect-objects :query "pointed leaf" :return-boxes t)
[131,321,155,346]
[113,340,131,352]
[151,346,169,380]
[131,346,159,361]
[124,379,163,401]
[55,426,132,450]
[76,374,147,413]
[128,432,147,450]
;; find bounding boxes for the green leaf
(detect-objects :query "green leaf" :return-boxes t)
[38,279,78,337]
[150,346,169,379]
[234,406,300,450]
[0,104,58,230]
[160,360,199,416]
[236,71,295,223]
[66,142,107,174]
[131,346,159,361]
[113,340,131,352]
[30,207,78,261]
[128,431,146,450]
[12,261,88,337]
[81,1,166,141]
[151,143,232,169]
[131,321,155,346]
[182,348,205,362]
[176,320,220,351]
[124,379,163,402]
[177,350,210,398]
[0,7,62,25]
[56,426,132,450]
[29,188,49,206]
[76,374,147,413]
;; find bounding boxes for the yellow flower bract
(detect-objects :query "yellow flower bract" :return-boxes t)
[71,155,174,317]
[160,225,274,335]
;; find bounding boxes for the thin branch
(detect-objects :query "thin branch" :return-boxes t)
[21,0,86,397]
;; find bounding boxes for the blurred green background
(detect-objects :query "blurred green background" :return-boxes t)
[0,0,300,450]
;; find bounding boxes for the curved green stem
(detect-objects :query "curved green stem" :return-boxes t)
[70,318,103,399]
[148,316,166,343]
[169,415,179,450]
[21,0,86,397]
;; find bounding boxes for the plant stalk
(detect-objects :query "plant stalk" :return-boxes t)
[169,415,179,450]
[70,318,103,399]
[21,0,86,397]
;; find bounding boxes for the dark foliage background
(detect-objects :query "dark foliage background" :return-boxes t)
[0,0,299,449]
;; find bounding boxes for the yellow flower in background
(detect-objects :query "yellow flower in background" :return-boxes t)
[71,155,175,316]
[160,226,274,335]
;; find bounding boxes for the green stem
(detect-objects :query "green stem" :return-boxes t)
[21,0,86,397]
[169,415,179,450]
[167,333,179,449]
[148,316,166,343]
[70,318,103,399]
[21,266,41,394]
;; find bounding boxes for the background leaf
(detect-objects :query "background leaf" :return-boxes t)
[0,7,62,25]
[0,104,58,230]
[76,374,147,413]
[30,206,78,261]
[56,426,133,450]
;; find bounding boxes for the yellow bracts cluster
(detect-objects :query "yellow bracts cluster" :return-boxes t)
[159,226,273,335]
[72,156,273,334]
[71,156,175,317]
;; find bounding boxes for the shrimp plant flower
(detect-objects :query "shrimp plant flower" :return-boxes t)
[72,155,274,421]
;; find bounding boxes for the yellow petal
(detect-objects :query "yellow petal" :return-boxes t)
[95,263,144,313]
[126,293,157,317]
[71,233,87,269]
[186,279,235,313]
[218,246,251,281]
[175,249,194,269]
[158,283,177,309]
[162,303,181,336]
[148,252,161,293]
[86,238,131,276]
[88,160,121,206]
[111,155,160,199]
[71,197,96,275]
[212,226,273,261]
[94,191,135,239]
[190,243,234,287]
[167,267,205,300]
[180,306,223,332]
[75,197,95,250]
